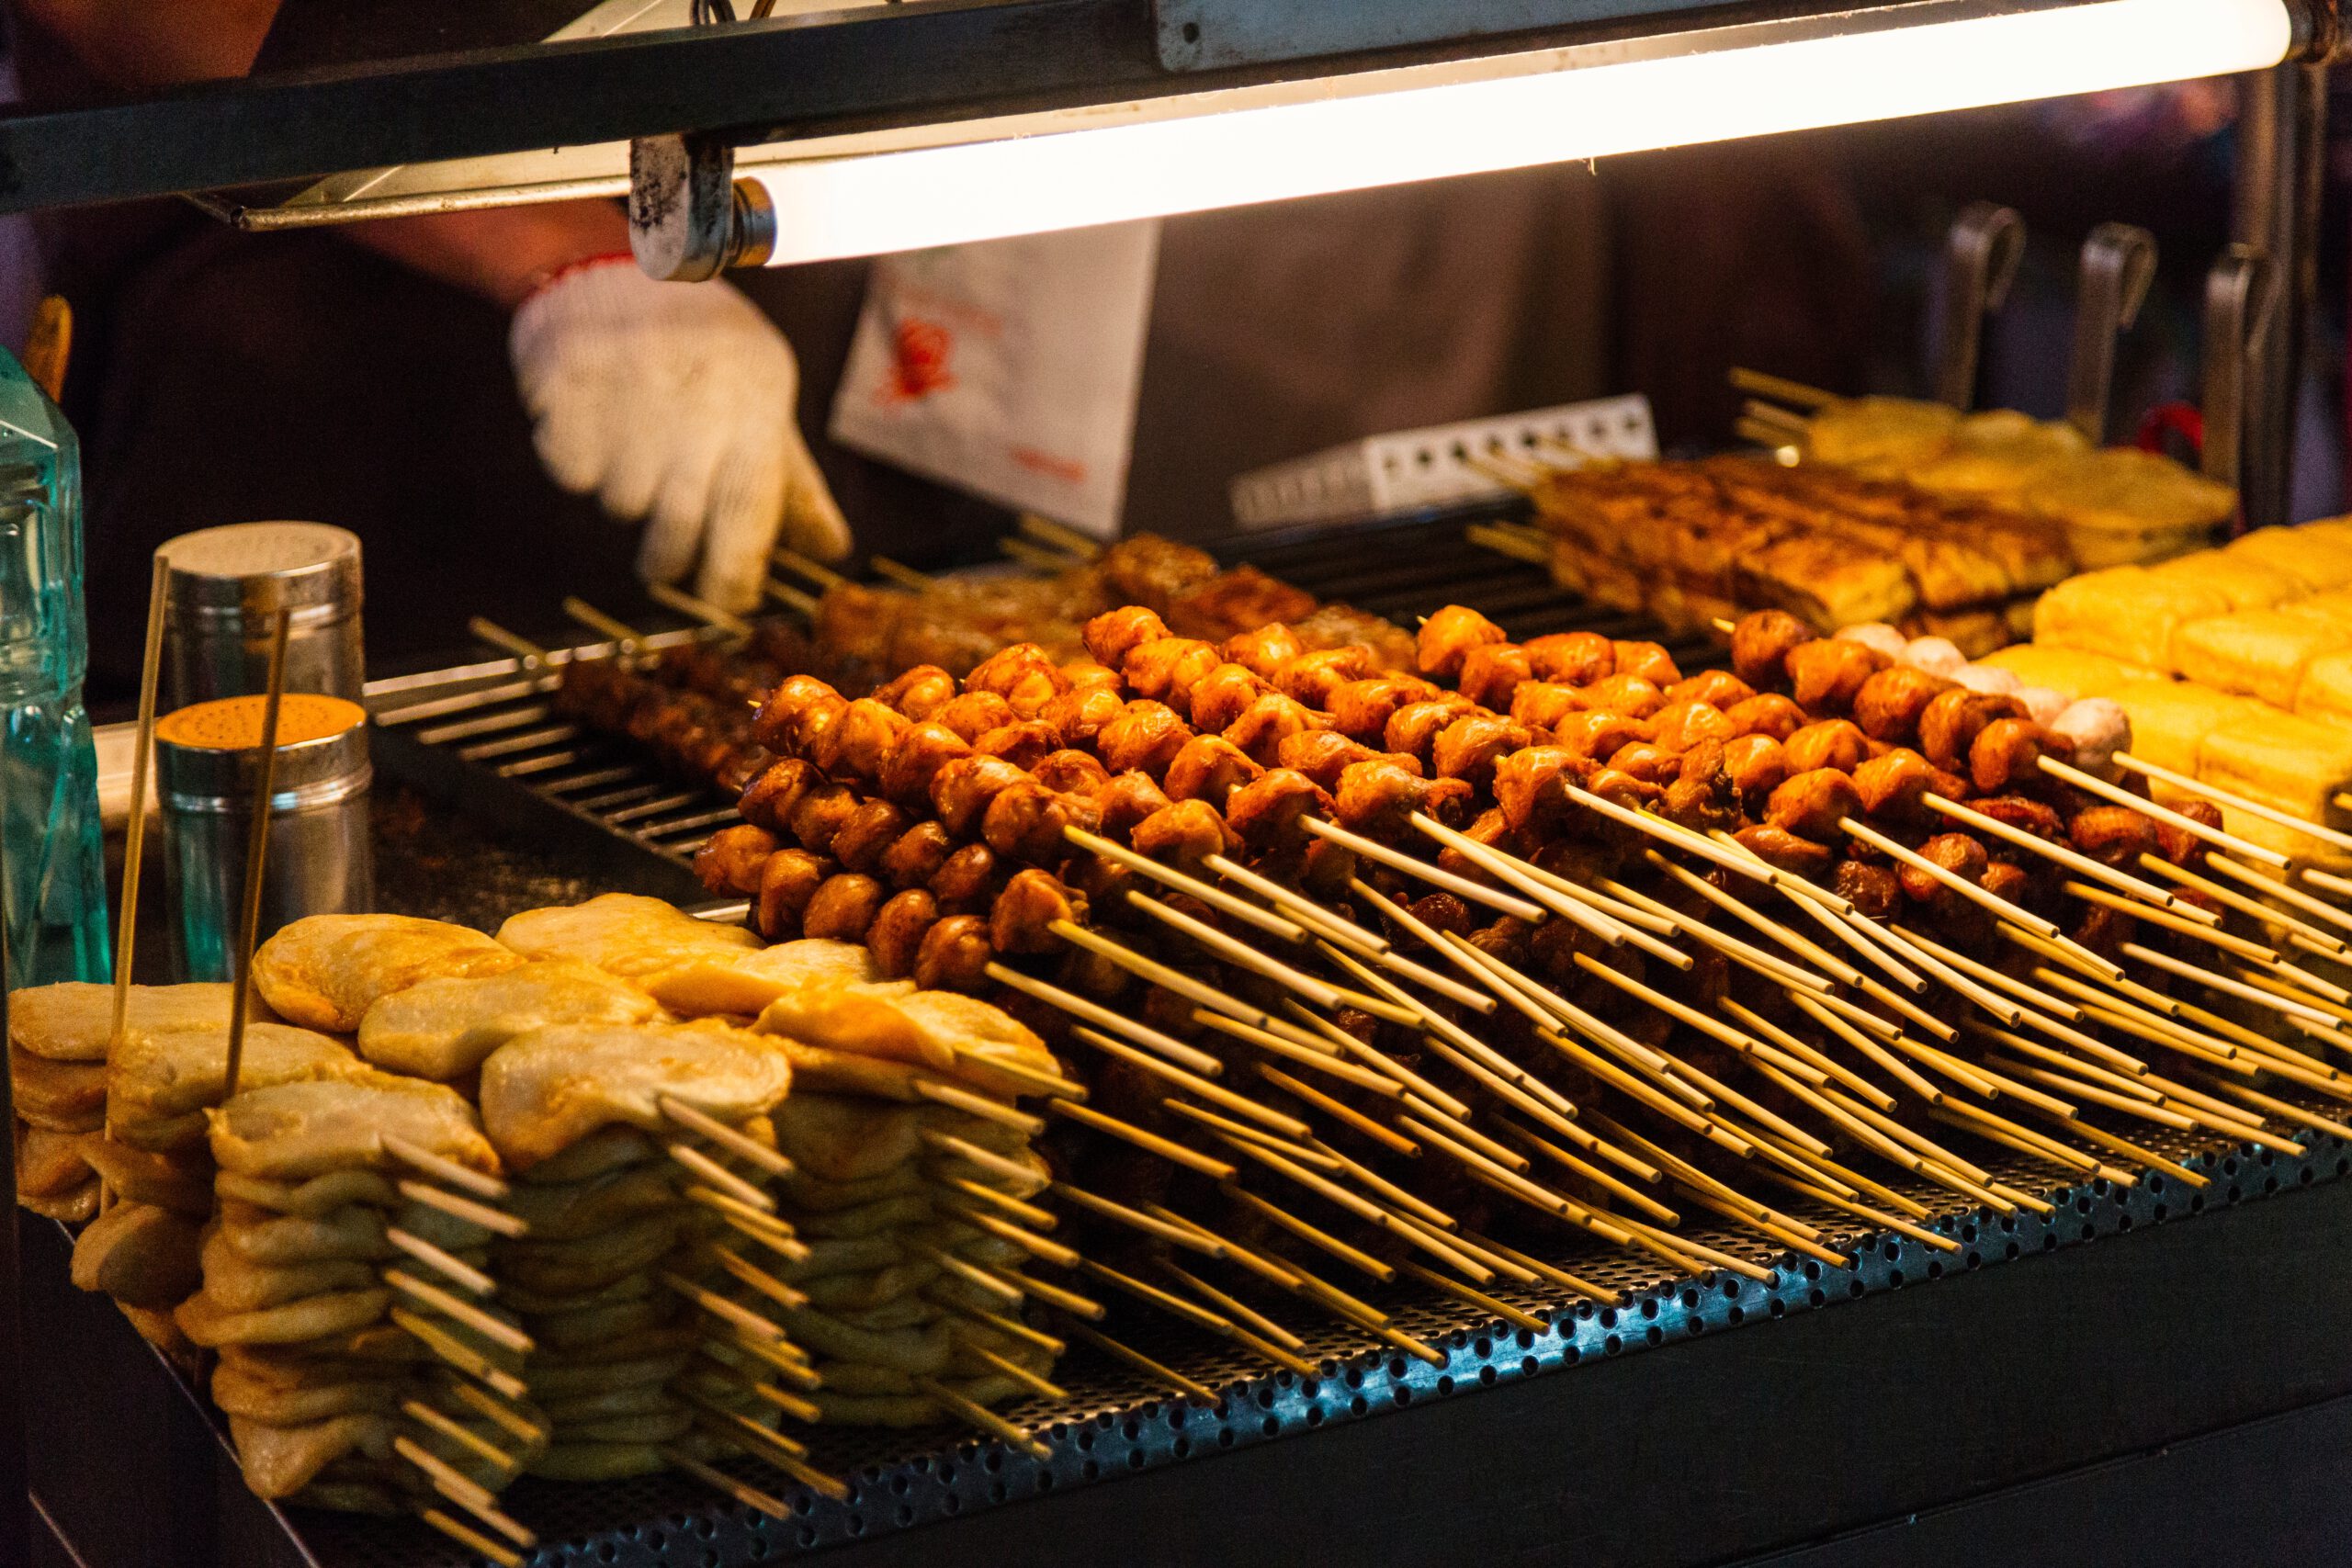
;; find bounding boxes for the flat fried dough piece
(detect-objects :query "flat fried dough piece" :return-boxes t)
[2169,609,2352,709]
[218,1204,392,1266]
[254,913,521,1033]
[356,958,661,1081]
[177,1286,392,1348]
[211,1363,400,1426]
[476,1020,791,1169]
[198,1224,382,1312]
[769,1094,1035,1186]
[107,1023,361,1147]
[213,1168,400,1219]
[502,1162,680,1242]
[70,1201,205,1307]
[15,1125,93,1200]
[642,936,886,1020]
[516,1126,658,1187]
[22,1181,98,1222]
[228,1413,394,1499]
[495,892,761,980]
[1802,396,1960,472]
[7,981,263,1063]
[528,1441,670,1482]
[206,1072,499,1183]
[807,1375,1026,1428]
[76,1137,214,1217]
[11,1048,106,1124]
[756,984,1061,1096]
[2032,447,2234,536]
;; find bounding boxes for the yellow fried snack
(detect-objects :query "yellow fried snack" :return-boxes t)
[355,959,659,1081]
[1979,643,2158,697]
[2225,525,2352,593]
[2198,710,2352,830]
[2032,567,2231,669]
[2101,678,2268,776]
[1800,396,1962,476]
[2030,447,2233,537]
[2143,547,2298,613]
[495,892,761,980]
[2294,648,2352,731]
[254,914,521,1032]
[9,981,268,1063]
[2168,609,2352,709]
[475,1020,792,1169]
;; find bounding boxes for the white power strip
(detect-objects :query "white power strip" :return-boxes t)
[1227,394,1657,529]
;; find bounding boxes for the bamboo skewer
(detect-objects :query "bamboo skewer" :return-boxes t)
[659,1098,795,1177]
[398,1180,528,1239]
[1300,817,1547,921]
[108,552,171,1058]
[386,1271,534,1355]
[986,963,1226,1077]
[2199,852,2352,937]
[1065,826,1310,943]
[401,1400,517,1476]
[222,605,293,1102]
[385,1229,497,1298]
[2038,756,2290,868]
[2122,942,2344,1033]
[2066,882,2279,963]
[668,1141,775,1213]
[418,1509,524,1568]
[390,1308,528,1403]
[2112,752,2352,855]
[1921,793,2199,915]
[1064,1023,1311,1137]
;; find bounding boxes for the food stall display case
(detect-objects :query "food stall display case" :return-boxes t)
[7,4,2352,1565]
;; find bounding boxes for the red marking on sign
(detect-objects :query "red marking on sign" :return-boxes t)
[880,317,956,403]
[1012,446,1087,485]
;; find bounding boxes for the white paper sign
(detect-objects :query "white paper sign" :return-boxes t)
[830,221,1161,539]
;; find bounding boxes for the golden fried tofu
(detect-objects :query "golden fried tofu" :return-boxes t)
[1980,643,2158,696]
[2294,649,2352,731]
[2199,710,2352,829]
[2225,525,2352,592]
[495,892,761,980]
[2168,609,2352,708]
[2143,548,2298,612]
[254,914,521,1032]
[2102,678,2268,775]
[356,959,659,1081]
[2032,567,2230,668]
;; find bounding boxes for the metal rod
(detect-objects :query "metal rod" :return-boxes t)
[223,606,291,1102]
[110,551,170,1043]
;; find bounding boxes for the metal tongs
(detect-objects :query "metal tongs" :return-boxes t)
[2064,223,2158,444]
[1933,201,2026,410]
[2201,243,2281,495]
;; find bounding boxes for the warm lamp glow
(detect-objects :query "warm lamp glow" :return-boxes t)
[743,0,2292,265]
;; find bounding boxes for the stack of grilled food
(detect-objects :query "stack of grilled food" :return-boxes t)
[25,580,2352,1553]
[1532,395,2233,652]
[795,531,1415,690]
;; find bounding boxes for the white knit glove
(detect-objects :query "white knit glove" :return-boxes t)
[510,258,851,611]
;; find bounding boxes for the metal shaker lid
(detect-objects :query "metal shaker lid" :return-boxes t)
[162,523,363,626]
[154,694,371,802]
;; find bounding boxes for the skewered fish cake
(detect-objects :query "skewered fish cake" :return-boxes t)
[254,914,523,1032]
[356,959,660,1081]
[753,971,1057,1087]
[107,1023,363,1152]
[1799,396,1961,475]
[205,1072,501,1184]
[2030,447,2235,546]
[640,935,887,1020]
[476,1020,793,1170]
[495,892,762,980]
[9,981,266,1063]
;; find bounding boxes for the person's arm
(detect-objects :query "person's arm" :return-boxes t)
[345,203,633,310]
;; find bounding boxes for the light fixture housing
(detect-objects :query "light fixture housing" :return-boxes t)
[629,0,2299,275]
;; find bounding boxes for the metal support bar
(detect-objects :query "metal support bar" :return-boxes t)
[2232,61,2327,530]
[2202,243,2281,493]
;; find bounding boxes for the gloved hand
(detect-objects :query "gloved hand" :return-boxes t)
[510,256,851,612]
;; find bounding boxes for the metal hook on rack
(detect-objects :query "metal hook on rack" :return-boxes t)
[2200,242,2281,498]
[1933,201,2026,410]
[2064,222,2158,443]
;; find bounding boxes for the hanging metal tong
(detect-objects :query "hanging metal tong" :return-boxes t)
[1933,201,2026,410]
[2201,243,2281,495]
[2064,223,2158,444]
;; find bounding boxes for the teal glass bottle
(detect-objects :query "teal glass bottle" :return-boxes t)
[0,344,109,987]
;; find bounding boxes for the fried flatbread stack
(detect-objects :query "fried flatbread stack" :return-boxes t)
[653,935,1067,1426]
[179,1073,541,1513]
[8,982,264,1224]
[477,1019,797,1480]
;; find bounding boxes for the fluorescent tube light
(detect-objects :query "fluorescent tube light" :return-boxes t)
[741,0,2292,265]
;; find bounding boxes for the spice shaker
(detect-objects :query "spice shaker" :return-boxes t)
[160,522,365,706]
[154,694,373,981]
